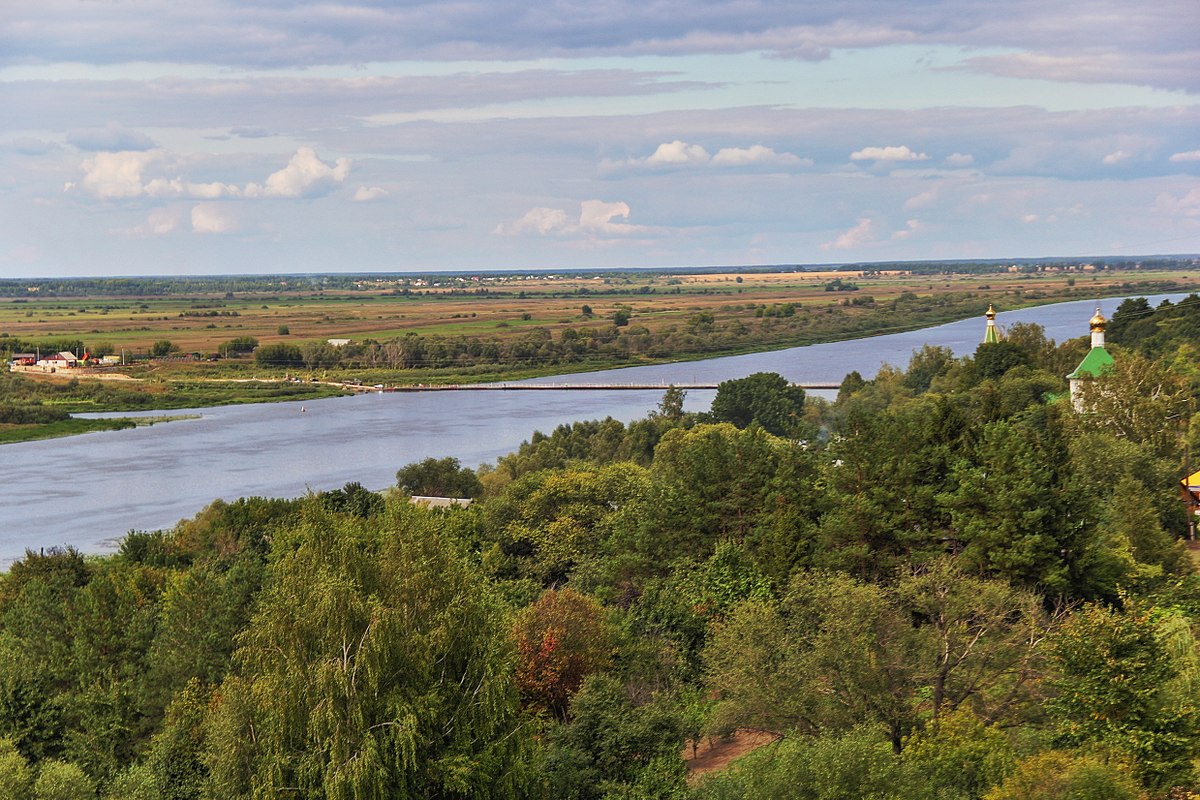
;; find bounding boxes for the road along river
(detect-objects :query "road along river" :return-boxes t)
[0,294,1185,564]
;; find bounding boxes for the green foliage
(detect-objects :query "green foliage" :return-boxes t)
[693,726,903,800]
[709,372,806,437]
[202,502,536,798]
[149,340,176,358]
[1048,600,1200,788]
[900,708,1015,800]
[32,760,92,800]
[973,341,1032,381]
[982,750,1141,800]
[0,739,34,800]
[395,456,483,498]
[545,674,685,800]
[252,342,303,367]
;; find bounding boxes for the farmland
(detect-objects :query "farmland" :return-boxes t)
[3,260,1196,380]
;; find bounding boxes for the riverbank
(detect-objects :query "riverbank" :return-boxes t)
[2,291,1186,560]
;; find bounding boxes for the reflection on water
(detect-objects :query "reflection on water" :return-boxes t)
[1,294,1185,563]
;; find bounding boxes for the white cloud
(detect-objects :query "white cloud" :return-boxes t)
[244,147,351,198]
[613,140,808,171]
[711,145,809,167]
[646,140,711,166]
[1154,188,1200,218]
[944,153,974,167]
[891,219,923,240]
[850,145,929,162]
[904,188,938,210]
[494,200,649,237]
[75,151,164,199]
[191,204,237,234]
[353,186,388,202]
[68,148,350,202]
[821,218,874,250]
[114,208,180,236]
[579,200,642,234]
[495,207,570,236]
[1021,213,1039,223]
[1102,150,1132,165]
[1169,150,1200,163]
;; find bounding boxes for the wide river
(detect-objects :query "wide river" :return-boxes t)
[1,294,1185,563]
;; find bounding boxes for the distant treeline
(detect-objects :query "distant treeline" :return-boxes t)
[1,256,1194,297]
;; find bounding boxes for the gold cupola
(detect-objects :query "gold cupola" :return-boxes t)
[1089,307,1106,332]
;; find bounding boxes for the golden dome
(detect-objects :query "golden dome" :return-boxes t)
[985,304,996,320]
[1090,307,1106,331]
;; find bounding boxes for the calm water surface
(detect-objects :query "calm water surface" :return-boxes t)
[1,294,1183,562]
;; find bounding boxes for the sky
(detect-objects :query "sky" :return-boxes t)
[2,1,1198,278]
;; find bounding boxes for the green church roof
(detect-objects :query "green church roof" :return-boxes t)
[1067,346,1114,380]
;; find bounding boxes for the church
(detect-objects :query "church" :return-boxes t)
[1066,307,1114,408]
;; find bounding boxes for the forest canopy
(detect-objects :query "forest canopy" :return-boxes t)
[2,296,1200,798]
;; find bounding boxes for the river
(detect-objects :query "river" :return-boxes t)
[0,294,1184,563]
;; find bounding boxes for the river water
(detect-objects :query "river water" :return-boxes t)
[0,294,1185,563]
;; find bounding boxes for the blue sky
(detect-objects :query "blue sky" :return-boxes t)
[2,0,1197,277]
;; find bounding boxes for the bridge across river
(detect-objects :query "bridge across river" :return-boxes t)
[372,382,843,392]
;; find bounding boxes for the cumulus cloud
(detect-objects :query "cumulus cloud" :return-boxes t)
[66,122,156,152]
[244,148,351,198]
[613,140,808,172]
[353,186,389,202]
[850,145,929,162]
[892,219,923,240]
[1170,150,1200,163]
[944,153,974,167]
[494,199,650,237]
[647,140,711,166]
[191,204,237,234]
[1102,150,1132,165]
[116,208,181,237]
[1154,188,1200,218]
[711,145,809,167]
[73,151,164,199]
[821,218,874,250]
[67,148,351,202]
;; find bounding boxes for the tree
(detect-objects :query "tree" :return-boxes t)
[983,751,1141,800]
[900,708,1014,800]
[217,337,258,358]
[32,760,92,800]
[655,386,686,421]
[0,739,33,800]
[709,372,806,437]
[972,341,1031,381]
[513,588,613,720]
[149,340,176,358]
[613,310,631,326]
[201,503,537,798]
[1048,600,1200,788]
[253,343,303,367]
[939,405,1087,595]
[395,456,483,498]
[705,571,917,750]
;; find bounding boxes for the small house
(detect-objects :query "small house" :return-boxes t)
[37,351,78,369]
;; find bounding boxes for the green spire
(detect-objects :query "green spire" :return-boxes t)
[983,304,1000,344]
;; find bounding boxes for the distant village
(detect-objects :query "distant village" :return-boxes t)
[8,350,122,373]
